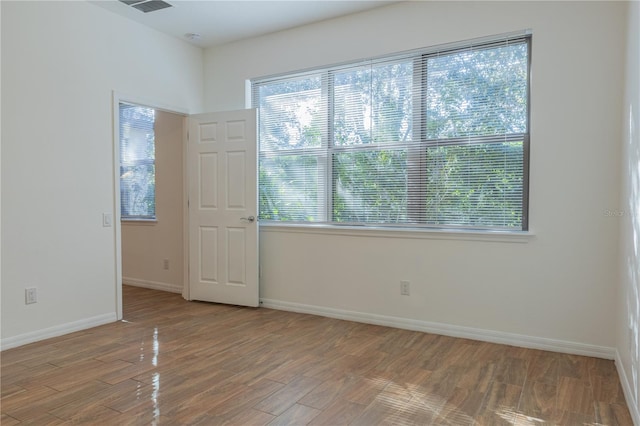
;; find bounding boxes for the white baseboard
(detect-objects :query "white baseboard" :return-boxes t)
[123,277,183,294]
[616,349,640,425]
[260,298,616,360]
[0,313,117,351]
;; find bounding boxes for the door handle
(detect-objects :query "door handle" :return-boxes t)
[240,216,256,223]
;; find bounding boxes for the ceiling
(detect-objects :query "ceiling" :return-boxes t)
[90,0,398,48]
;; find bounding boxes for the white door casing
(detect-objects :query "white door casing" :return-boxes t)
[187,109,259,307]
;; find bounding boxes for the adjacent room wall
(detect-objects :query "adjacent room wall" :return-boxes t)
[618,0,640,422]
[204,1,626,352]
[0,0,203,348]
[122,110,184,294]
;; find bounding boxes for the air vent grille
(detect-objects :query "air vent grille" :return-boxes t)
[119,0,172,13]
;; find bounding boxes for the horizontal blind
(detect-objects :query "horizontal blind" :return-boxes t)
[253,33,529,231]
[256,75,327,221]
[421,38,528,229]
[119,104,156,219]
[330,58,414,225]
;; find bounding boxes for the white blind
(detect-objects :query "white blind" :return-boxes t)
[253,34,529,231]
[119,104,156,219]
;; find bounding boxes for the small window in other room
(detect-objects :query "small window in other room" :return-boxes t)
[119,103,156,220]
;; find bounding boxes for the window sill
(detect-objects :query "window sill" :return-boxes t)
[121,218,157,226]
[259,222,534,243]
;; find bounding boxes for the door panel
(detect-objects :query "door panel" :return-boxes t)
[188,109,258,307]
[199,226,218,283]
[199,154,218,208]
[226,152,246,208]
[227,227,246,284]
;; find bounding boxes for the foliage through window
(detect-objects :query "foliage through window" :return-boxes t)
[119,104,156,220]
[253,34,530,231]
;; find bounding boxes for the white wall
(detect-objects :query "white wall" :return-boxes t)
[122,110,184,294]
[0,1,203,347]
[618,0,640,422]
[204,1,626,351]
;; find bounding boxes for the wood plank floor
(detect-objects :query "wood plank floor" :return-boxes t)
[1,285,633,425]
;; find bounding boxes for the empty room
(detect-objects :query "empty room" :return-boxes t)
[1,0,639,424]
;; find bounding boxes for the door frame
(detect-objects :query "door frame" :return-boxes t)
[111,91,190,319]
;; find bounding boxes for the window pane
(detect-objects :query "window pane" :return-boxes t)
[333,149,407,223]
[334,61,413,146]
[253,35,529,231]
[425,141,523,228]
[121,164,156,218]
[259,154,323,221]
[258,76,323,151]
[119,104,155,219]
[426,42,528,139]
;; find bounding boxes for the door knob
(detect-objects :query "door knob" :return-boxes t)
[241,216,255,222]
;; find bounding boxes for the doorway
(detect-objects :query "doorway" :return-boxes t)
[113,93,189,320]
[113,95,259,318]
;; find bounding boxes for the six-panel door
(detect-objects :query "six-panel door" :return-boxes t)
[188,109,258,307]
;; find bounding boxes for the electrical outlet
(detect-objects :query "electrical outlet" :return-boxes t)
[25,288,37,304]
[163,259,170,270]
[400,280,410,296]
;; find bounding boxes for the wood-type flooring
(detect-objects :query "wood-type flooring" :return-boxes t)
[1,285,633,425]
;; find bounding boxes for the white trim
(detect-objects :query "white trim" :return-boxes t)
[260,223,534,244]
[112,92,123,320]
[260,298,615,360]
[616,349,640,425]
[121,219,158,225]
[114,92,189,116]
[0,313,116,351]
[123,277,183,294]
[182,116,191,301]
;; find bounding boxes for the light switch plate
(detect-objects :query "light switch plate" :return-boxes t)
[103,213,113,227]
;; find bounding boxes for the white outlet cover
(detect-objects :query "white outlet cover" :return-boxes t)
[25,288,37,304]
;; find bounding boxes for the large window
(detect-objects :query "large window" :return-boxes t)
[119,103,156,220]
[253,34,530,231]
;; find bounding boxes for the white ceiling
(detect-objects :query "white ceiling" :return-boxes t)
[90,0,398,48]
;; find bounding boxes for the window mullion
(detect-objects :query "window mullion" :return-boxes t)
[407,56,426,224]
[324,71,334,224]
[522,133,530,230]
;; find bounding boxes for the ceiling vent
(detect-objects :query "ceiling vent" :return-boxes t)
[119,0,172,13]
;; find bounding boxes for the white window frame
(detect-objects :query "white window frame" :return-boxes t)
[252,32,532,235]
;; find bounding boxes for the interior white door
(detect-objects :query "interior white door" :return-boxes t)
[188,109,258,307]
